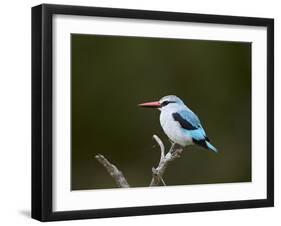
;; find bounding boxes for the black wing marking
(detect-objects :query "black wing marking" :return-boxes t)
[172,112,198,130]
[192,138,209,150]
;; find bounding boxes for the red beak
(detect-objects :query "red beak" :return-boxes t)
[138,101,161,108]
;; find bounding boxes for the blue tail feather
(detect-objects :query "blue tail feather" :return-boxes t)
[206,141,218,153]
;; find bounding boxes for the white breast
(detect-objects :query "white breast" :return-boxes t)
[159,109,193,147]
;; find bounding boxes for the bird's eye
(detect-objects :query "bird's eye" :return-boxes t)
[161,101,169,107]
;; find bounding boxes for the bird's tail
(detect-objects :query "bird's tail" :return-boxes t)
[206,141,218,153]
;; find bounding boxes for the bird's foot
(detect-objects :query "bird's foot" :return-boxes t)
[169,143,184,158]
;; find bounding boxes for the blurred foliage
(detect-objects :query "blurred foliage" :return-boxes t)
[71,34,251,190]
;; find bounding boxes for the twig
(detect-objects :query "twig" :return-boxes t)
[150,135,183,186]
[95,154,130,188]
[152,134,165,164]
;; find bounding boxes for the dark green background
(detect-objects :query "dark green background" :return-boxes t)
[71,34,251,190]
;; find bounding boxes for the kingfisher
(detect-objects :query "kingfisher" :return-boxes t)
[138,95,217,153]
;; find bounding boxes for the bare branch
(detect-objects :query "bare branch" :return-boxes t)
[95,154,130,188]
[150,135,183,186]
[95,135,183,188]
[152,134,165,164]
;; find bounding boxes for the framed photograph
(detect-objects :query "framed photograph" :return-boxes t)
[32,4,274,221]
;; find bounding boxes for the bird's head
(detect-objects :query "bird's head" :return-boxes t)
[138,95,184,111]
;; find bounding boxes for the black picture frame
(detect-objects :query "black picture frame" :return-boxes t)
[32,3,274,222]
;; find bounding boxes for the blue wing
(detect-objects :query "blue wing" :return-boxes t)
[172,110,217,152]
[172,110,206,138]
[173,110,201,127]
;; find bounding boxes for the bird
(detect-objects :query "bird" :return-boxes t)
[138,95,217,153]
